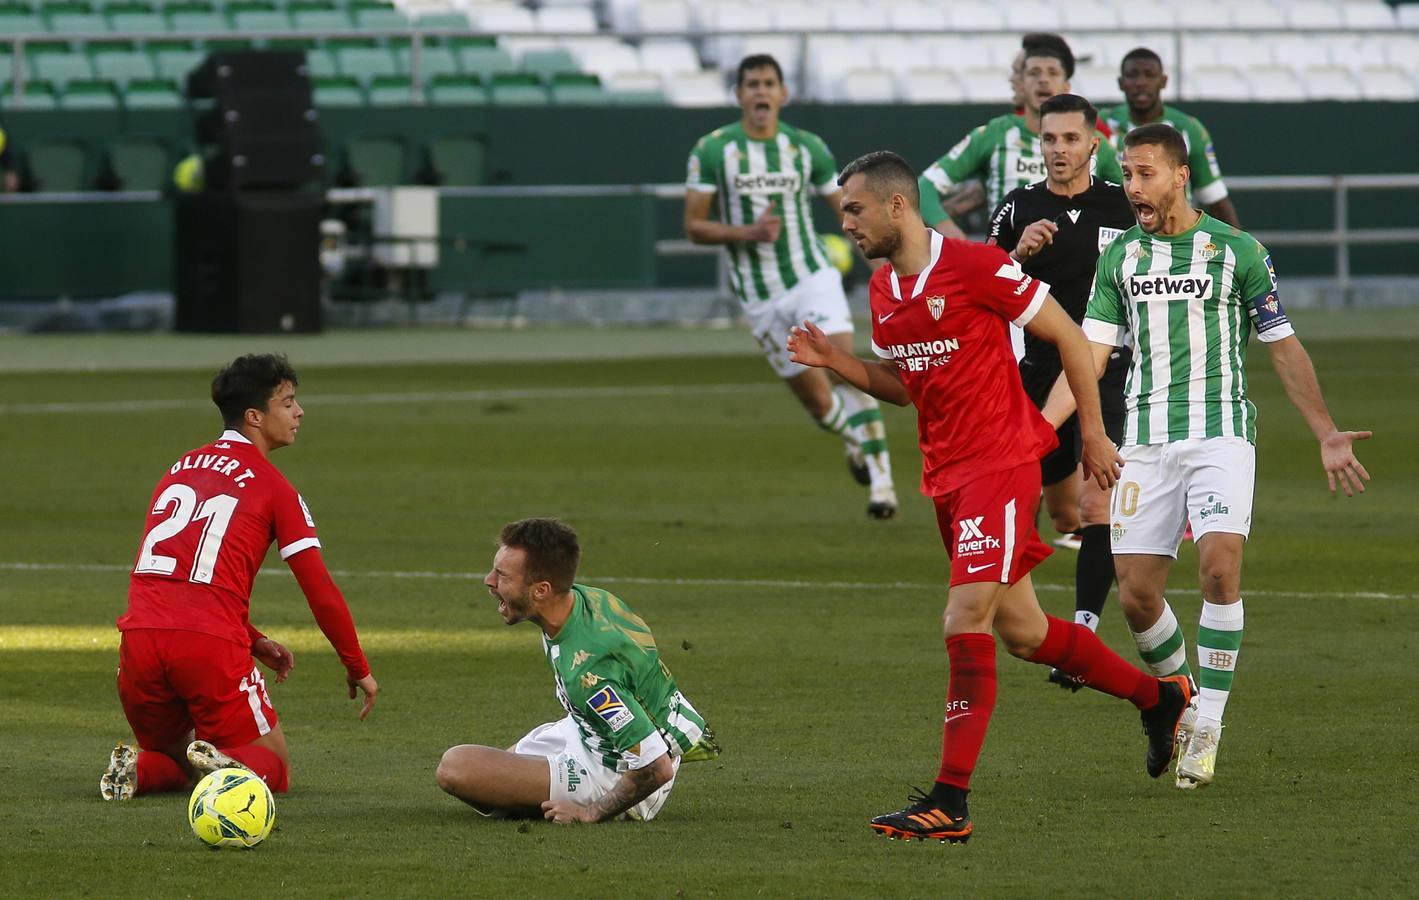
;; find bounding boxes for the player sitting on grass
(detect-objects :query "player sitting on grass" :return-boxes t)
[437,518,719,823]
[102,353,378,801]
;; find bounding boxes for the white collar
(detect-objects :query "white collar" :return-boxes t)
[218,429,253,445]
[887,229,944,302]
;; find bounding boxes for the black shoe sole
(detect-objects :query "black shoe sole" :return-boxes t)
[871,822,972,844]
[1047,669,1084,693]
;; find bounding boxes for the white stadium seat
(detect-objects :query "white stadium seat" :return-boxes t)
[945,1,999,30]
[898,67,964,104]
[1071,65,1120,106]
[1379,35,1419,73]
[934,35,994,70]
[1357,66,1418,100]
[639,40,701,77]
[1060,2,1119,31]
[471,4,535,33]
[1268,34,1331,69]
[536,6,597,33]
[866,37,934,75]
[637,1,693,34]
[772,2,832,31]
[1228,0,1283,30]
[883,1,950,30]
[666,71,732,106]
[805,35,858,97]
[827,2,880,32]
[1286,1,1345,30]
[571,41,642,81]
[957,65,1010,103]
[1340,2,1396,29]
[1170,0,1233,28]
[1245,63,1303,101]
[1001,1,1064,32]
[1116,1,1178,30]
[837,68,899,103]
[604,70,665,93]
[1302,64,1361,100]
[1398,4,1419,29]
[1186,64,1252,101]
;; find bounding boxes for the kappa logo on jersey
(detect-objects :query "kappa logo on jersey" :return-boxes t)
[1097,226,1125,252]
[587,685,636,732]
[881,338,960,372]
[927,295,945,320]
[1125,274,1213,300]
[571,649,592,669]
[956,517,1001,556]
[580,671,602,690]
[731,172,802,195]
[297,495,315,527]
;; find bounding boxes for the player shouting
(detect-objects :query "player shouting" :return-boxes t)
[102,354,378,800]
[788,152,1190,843]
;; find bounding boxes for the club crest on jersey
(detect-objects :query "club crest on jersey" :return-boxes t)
[927,295,945,320]
[579,671,602,690]
[587,685,635,732]
[1198,241,1220,261]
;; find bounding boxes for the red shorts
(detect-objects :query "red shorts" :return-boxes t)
[934,461,1052,586]
[117,628,278,751]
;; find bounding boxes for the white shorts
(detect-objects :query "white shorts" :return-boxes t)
[742,266,853,378]
[1110,437,1255,558]
[514,715,679,822]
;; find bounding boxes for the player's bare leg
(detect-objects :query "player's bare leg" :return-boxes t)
[1041,475,1082,537]
[436,745,552,818]
[786,331,896,518]
[1179,532,1246,788]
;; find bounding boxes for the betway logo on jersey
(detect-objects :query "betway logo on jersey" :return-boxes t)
[732,172,802,195]
[957,517,1001,556]
[882,338,960,372]
[1125,273,1214,301]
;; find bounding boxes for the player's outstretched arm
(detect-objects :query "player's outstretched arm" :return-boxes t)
[287,548,378,718]
[1265,334,1372,496]
[684,190,780,245]
[787,320,911,406]
[542,753,675,824]
[1027,297,1122,489]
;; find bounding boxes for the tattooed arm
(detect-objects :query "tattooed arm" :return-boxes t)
[541,753,675,824]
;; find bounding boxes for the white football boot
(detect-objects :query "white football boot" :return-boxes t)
[100,742,138,801]
[1176,723,1222,789]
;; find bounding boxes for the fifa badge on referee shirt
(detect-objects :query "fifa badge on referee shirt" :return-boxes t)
[927,296,945,320]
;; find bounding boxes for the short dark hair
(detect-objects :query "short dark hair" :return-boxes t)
[736,54,783,87]
[211,353,298,428]
[1120,46,1164,74]
[1039,93,1098,129]
[1123,122,1188,169]
[838,150,920,207]
[499,518,581,592]
[1022,32,1075,80]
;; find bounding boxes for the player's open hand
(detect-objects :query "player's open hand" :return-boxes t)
[1081,430,1123,490]
[542,799,593,824]
[252,637,295,684]
[348,672,378,720]
[1321,429,1372,496]
[787,320,835,369]
[1012,219,1058,262]
[746,199,782,243]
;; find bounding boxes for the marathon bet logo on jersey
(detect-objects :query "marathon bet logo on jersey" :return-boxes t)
[957,517,1001,556]
[1125,274,1214,300]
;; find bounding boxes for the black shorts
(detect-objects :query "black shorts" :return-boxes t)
[1020,347,1130,487]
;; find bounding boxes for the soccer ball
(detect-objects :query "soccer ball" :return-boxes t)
[187,768,275,849]
[819,233,856,276]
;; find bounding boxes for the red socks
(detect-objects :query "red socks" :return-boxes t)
[223,744,291,793]
[135,750,188,795]
[1029,615,1159,710]
[936,633,997,790]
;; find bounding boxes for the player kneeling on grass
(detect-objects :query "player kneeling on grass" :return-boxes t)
[102,353,378,801]
[437,518,719,823]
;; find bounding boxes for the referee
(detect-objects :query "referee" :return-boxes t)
[986,93,1135,691]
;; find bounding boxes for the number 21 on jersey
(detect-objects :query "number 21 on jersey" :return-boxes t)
[134,485,239,584]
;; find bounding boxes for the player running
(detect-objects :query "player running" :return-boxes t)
[684,53,897,518]
[1101,47,1240,227]
[1046,124,1370,788]
[102,354,378,801]
[985,93,1137,691]
[437,518,718,823]
[788,151,1191,843]
[919,36,1123,240]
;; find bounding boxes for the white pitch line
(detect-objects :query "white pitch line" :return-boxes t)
[0,382,776,416]
[1,561,1413,602]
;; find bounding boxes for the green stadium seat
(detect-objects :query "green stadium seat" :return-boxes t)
[422,132,483,186]
[102,135,170,189]
[8,78,59,108]
[302,47,336,78]
[122,76,181,107]
[47,10,109,32]
[549,72,606,105]
[395,44,456,79]
[26,137,89,191]
[84,37,135,53]
[520,49,578,82]
[229,9,288,31]
[488,72,546,106]
[335,44,395,80]
[30,51,94,84]
[340,132,407,186]
[289,8,349,31]
[202,37,255,50]
[92,48,154,82]
[0,9,45,33]
[323,35,375,52]
[457,46,514,80]
[265,36,316,51]
[443,34,495,51]
[106,10,166,33]
[414,10,466,31]
[425,71,484,105]
[151,46,202,79]
[312,73,362,106]
[365,72,409,105]
[608,89,667,105]
[167,10,225,31]
[59,77,119,108]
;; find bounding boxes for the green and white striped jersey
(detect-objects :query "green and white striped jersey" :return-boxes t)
[919,113,1125,228]
[1101,104,1229,206]
[686,121,837,304]
[542,584,710,773]
[1083,213,1295,445]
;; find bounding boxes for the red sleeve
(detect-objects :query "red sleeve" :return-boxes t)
[272,480,321,563]
[287,549,371,680]
[245,620,266,647]
[961,241,1051,326]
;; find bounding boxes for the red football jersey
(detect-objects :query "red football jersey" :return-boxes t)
[119,430,322,647]
[869,230,1059,496]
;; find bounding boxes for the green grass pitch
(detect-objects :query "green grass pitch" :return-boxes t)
[1,326,1414,897]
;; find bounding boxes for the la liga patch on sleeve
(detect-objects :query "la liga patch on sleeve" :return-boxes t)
[587,686,636,732]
